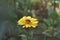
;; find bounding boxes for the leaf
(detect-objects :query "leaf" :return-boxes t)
[43,19,51,26]
[40,23,47,30]
[20,34,27,40]
[49,11,58,19]
[42,32,52,37]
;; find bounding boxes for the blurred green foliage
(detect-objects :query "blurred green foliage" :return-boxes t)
[0,0,60,40]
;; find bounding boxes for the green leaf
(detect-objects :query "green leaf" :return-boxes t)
[42,32,52,37]
[43,19,51,26]
[49,11,58,19]
[20,34,27,40]
[40,23,47,30]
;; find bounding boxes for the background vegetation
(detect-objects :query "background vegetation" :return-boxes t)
[0,0,60,40]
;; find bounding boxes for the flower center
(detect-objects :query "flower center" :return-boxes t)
[26,19,31,24]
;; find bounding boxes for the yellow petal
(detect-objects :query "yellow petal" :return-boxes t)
[23,26,25,28]
[33,21,38,24]
[26,26,29,28]
[32,25,36,28]
[26,16,31,19]
[31,18,37,21]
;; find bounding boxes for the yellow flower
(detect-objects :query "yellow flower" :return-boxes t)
[17,16,38,28]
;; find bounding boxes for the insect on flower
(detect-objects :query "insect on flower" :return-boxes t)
[17,16,38,28]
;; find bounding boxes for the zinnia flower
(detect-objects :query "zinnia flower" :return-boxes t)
[17,16,38,28]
